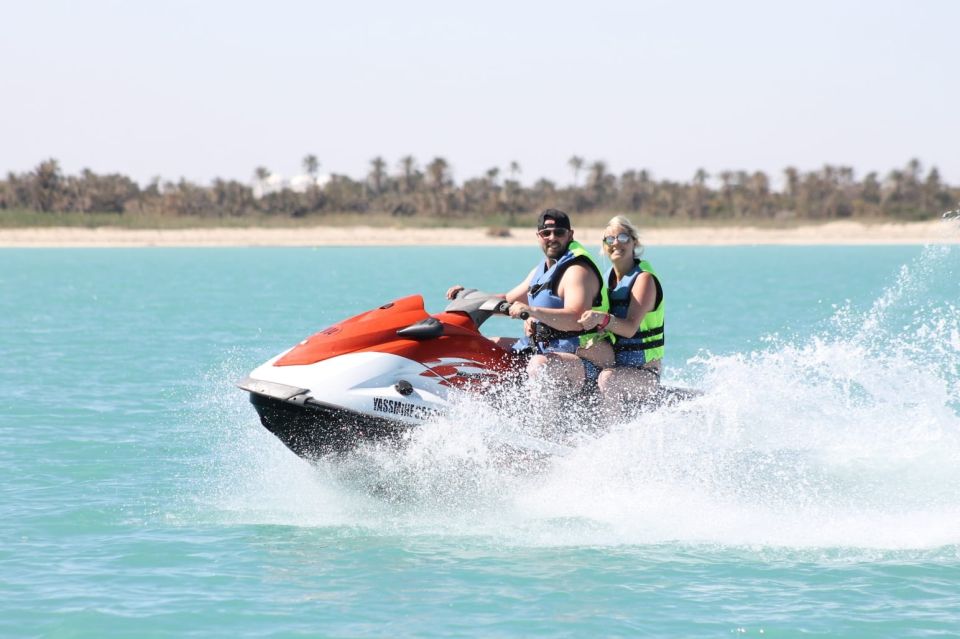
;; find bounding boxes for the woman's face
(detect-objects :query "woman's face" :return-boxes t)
[603,225,634,259]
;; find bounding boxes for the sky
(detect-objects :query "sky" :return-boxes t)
[3,0,958,189]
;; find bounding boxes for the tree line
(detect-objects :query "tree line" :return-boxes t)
[2,156,956,222]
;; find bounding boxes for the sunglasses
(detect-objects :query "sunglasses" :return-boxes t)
[537,227,570,239]
[603,232,632,246]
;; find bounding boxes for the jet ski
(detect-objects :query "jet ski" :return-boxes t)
[238,290,698,459]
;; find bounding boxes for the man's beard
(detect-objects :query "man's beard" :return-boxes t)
[543,240,570,261]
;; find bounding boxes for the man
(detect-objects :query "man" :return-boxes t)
[446,209,611,393]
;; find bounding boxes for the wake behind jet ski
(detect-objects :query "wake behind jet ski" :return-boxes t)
[238,290,697,460]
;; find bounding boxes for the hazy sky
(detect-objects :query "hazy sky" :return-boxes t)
[3,0,957,188]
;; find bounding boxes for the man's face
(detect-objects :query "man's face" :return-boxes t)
[537,224,572,260]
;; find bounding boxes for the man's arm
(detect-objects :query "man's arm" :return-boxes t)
[509,263,598,330]
[503,269,534,304]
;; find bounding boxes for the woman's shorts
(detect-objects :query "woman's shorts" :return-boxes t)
[614,348,647,369]
[581,358,601,387]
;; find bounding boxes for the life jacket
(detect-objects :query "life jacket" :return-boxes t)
[606,259,664,361]
[521,240,610,353]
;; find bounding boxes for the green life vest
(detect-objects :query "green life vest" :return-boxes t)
[570,241,611,348]
[606,259,664,361]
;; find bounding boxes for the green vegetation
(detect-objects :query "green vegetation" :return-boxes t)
[2,157,956,228]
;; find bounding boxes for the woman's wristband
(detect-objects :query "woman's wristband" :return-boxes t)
[597,313,611,331]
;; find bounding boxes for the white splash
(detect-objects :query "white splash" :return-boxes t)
[194,244,960,551]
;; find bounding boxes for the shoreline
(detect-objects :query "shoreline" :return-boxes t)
[0,220,957,247]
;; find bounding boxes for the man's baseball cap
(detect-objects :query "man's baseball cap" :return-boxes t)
[537,209,571,230]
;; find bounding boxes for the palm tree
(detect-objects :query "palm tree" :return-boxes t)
[885,169,905,205]
[838,166,855,186]
[509,161,521,182]
[902,158,923,212]
[426,157,450,215]
[691,168,709,218]
[589,160,608,181]
[861,172,881,206]
[568,155,584,187]
[368,156,387,195]
[921,166,942,214]
[302,154,320,178]
[398,155,417,193]
[636,169,653,215]
[585,161,613,209]
[783,167,799,198]
[32,158,62,212]
[906,158,922,183]
[748,171,770,217]
[693,168,709,187]
[718,171,735,217]
[479,168,500,213]
[253,166,271,199]
[426,157,449,189]
[618,170,647,213]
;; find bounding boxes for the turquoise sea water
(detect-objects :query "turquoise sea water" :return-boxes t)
[2,239,960,637]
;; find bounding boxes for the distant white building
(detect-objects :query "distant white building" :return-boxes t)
[253,173,331,198]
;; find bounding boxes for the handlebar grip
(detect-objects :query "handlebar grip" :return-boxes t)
[494,301,529,320]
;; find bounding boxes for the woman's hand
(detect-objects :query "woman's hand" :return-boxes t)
[579,310,604,330]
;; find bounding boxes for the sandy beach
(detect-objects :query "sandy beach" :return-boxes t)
[1,219,957,247]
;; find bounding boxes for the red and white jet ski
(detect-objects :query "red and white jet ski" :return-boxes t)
[238,291,523,458]
[238,290,696,459]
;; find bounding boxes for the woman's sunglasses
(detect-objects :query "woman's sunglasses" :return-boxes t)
[537,228,570,239]
[603,232,632,246]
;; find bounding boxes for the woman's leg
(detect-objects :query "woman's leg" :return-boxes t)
[598,364,661,417]
[576,339,614,369]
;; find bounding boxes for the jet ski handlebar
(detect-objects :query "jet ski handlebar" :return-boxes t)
[480,298,530,320]
[443,289,529,327]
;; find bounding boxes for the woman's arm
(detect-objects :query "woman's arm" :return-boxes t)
[577,272,657,337]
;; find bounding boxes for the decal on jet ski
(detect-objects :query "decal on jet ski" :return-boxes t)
[372,397,442,420]
[422,365,494,378]
[419,358,498,388]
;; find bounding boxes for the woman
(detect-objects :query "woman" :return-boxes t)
[578,216,664,410]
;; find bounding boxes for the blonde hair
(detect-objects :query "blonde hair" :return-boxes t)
[602,215,644,259]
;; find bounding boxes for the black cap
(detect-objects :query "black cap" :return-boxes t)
[537,208,571,230]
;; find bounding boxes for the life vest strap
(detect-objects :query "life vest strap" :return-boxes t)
[527,280,550,298]
[615,337,665,351]
[533,322,589,342]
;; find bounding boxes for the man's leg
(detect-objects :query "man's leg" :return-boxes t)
[527,352,586,390]
[523,352,587,433]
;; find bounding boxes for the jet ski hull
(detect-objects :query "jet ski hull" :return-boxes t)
[249,392,410,458]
